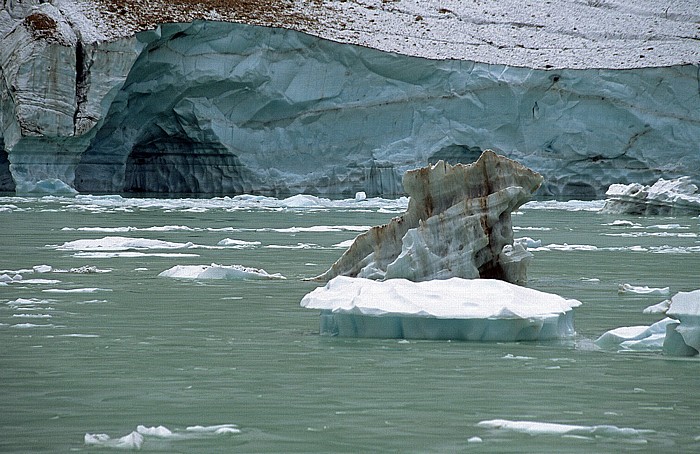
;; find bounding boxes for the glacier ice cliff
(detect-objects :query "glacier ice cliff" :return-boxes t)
[312,151,542,283]
[1,1,700,196]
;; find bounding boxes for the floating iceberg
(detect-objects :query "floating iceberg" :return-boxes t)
[617,283,670,295]
[477,419,653,439]
[595,289,700,356]
[300,276,581,341]
[158,263,285,280]
[602,177,700,215]
[53,236,195,251]
[84,423,239,449]
[312,151,543,284]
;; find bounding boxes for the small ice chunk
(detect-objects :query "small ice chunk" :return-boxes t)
[514,237,541,248]
[354,191,367,201]
[618,284,670,295]
[159,263,286,280]
[664,289,700,355]
[332,239,356,249]
[595,318,674,350]
[43,288,112,293]
[467,436,483,443]
[186,424,240,434]
[643,300,671,314]
[477,419,652,438]
[137,425,173,437]
[217,238,261,248]
[84,431,144,449]
[33,265,52,273]
[54,236,195,251]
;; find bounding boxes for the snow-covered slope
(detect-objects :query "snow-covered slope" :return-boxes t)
[1,0,699,195]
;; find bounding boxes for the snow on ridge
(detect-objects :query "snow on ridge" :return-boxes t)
[35,0,700,69]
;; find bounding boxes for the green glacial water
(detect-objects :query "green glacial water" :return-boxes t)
[1,195,699,452]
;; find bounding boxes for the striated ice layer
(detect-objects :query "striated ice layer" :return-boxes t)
[158,263,285,280]
[313,151,543,284]
[300,276,581,341]
[602,177,700,215]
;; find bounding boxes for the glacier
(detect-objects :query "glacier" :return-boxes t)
[1,0,700,196]
[300,276,581,341]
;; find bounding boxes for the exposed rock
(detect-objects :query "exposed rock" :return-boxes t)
[312,150,542,284]
[602,177,700,215]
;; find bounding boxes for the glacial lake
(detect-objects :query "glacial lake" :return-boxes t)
[1,194,699,452]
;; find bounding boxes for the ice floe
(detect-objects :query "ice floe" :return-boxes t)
[301,276,581,341]
[43,288,112,293]
[84,423,240,449]
[596,289,700,356]
[618,284,670,295]
[216,238,261,248]
[159,263,285,280]
[53,236,196,251]
[477,419,653,438]
[603,177,700,215]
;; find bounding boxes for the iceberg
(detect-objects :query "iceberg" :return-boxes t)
[84,423,239,449]
[300,276,581,341]
[595,289,700,356]
[312,151,542,284]
[158,263,285,280]
[617,283,670,296]
[602,177,700,215]
[476,419,653,439]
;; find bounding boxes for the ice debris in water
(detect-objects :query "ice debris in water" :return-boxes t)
[596,289,700,356]
[602,176,700,215]
[617,283,670,295]
[54,236,195,251]
[301,276,580,341]
[159,263,286,280]
[477,419,653,438]
[85,423,239,448]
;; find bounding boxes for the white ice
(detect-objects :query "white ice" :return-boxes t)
[301,276,581,341]
[216,238,261,248]
[159,263,286,280]
[477,419,652,438]
[53,236,195,251]
[618,284,670,296]
[596,289,700,356]
[84,423,239,448]
[603,177,700,215]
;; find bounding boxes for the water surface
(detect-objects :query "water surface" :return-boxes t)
[1,195,699,452]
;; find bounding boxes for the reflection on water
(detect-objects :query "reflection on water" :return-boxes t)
[1,195,699,452]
